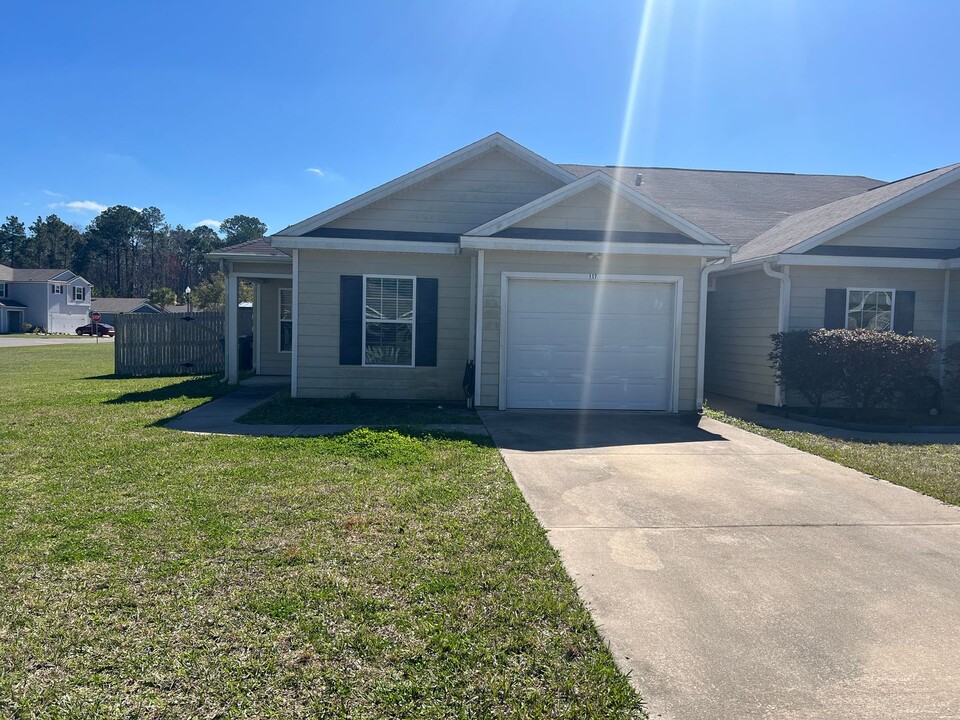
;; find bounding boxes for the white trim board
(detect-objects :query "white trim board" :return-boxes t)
[461,236,729,257]
[275,133,577,237]
[496,271,683,413]
[465,170,724,246]
[271,236,460,255]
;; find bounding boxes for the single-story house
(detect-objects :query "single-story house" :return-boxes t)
[89,297,162,325]
[0,264,92,333]
[705,163,960,406]
[208,133,960,412]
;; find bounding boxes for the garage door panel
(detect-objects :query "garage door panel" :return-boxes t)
[505,279,675,410]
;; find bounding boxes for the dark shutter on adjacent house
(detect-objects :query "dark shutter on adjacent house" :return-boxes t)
[824,289,847,329]
[893,291,916,335]
[339,275,363,365]
[415,277,439,367]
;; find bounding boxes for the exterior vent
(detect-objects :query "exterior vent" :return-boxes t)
[635,173,643,186]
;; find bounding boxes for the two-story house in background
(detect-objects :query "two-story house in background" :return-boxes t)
[0,264,92,334]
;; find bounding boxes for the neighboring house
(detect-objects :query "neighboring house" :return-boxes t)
[208,132,960,412]
[705,163,960,406]
[0,264,92,334]
[89,298,162,325]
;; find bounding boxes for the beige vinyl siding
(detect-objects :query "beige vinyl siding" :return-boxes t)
[258,280,292,376]
[231,261,290,276]
[705,269,780,405]
[512,185,680,233]
[788,266,946,340]
[821,179,960,251]
[477,251,702,412]
[296,249,472,400]
[325,148,564,235]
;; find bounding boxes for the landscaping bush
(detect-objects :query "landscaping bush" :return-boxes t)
[770,329,937,413]
[943,342,960,401]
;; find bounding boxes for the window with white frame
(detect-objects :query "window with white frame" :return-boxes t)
[847,288,894,331]
[0,282,6,298]
[52,284,63,295]
[364,275,415,366]
[279,288,293,353]
[72,285,86,302]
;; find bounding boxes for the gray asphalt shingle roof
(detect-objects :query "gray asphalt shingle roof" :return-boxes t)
[560,164,884,246]
[734,163,960,263]
[90,298,158,314]
[212,238,290,258]
[0,264,74,282]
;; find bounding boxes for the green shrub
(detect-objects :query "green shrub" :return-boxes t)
[944,343,960,401]
[770,329,938,412]
[768,330,839,410]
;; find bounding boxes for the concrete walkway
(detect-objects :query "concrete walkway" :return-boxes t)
[481,410,960,720]
[165,386,487,437]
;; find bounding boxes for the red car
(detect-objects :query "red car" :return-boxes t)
[76,322,115,337]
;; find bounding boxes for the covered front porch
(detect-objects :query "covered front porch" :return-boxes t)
[207,239,293,389]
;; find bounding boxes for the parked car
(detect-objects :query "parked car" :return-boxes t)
[75,322,115,337]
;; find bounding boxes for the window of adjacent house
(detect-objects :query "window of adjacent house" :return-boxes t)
[72,285,86,302]
[0,283,6,298]
[363,275,415,366]
[52,284,63,295]
[847,289,894,331]
[279,288,293,353]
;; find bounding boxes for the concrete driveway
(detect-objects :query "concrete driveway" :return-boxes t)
[481,411,960,720]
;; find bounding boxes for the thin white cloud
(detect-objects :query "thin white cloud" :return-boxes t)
[193,219,222,230]
[50,200,109,214]
[306,167,325,176]
[42,189,66,198]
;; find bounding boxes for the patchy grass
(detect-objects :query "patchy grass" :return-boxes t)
[706,407,960,507]
[0,345,644,718]
[239,392,482,426]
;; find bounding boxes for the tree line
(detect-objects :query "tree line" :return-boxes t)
[0,207,267,301]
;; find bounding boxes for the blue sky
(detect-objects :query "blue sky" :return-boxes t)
[2,0,958,235]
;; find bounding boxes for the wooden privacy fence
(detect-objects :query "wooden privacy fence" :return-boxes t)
[114,309,252,377]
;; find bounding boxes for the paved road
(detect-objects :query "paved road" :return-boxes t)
[0,336,113,348]
[481,410,960,720]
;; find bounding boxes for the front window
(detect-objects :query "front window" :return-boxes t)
[847,289,893,331]
[364,275,415,366]
[52,284,63,295]
[72,285,87,302]
[279,288,293,353]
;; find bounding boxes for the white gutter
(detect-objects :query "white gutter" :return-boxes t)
[696,256,729,411]
[763,262,792,407]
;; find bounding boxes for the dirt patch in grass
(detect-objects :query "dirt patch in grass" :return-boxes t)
[0,345,644,718]
[238,392,483,426]
[706,407,960,507]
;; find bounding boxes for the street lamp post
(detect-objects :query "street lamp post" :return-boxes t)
[184,286,192,316]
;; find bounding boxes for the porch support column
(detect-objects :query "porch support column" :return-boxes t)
[473,250,484,407]
[226,268,239,385]
[941,269,951,385]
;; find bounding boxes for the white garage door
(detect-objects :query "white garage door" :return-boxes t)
[505,278,676,410]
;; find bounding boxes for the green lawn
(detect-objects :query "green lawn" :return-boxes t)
[239,393,482,426]
[0,345,643,718]
[706,408,960,507]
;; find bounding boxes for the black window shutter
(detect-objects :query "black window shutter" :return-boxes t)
[339,275,363,365]
[893,291,915,335]
[824,289,847,329]
[415,277,438,367]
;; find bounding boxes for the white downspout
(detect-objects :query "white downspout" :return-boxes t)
[940,269,951,385]
[473,250,485,408]
[763,261,791,407]
[697,255,730,412]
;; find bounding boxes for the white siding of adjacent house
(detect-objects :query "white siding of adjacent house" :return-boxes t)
[705,269,780,406]
[821,179,960,251]
[258,280,292,377]
[477,251,702,411]
[324,148,565,235]
[511,185,681,234]
[296,249,472,400]
[788,266,946,340]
